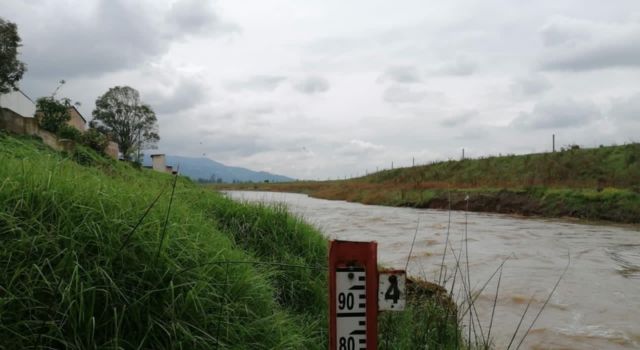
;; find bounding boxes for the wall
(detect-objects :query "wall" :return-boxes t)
[0,108,27,134]
[1,108,65,151]
[67,107,87,131]
[151,154,166,172]
[0,108,119,159]
[105,141,119,159]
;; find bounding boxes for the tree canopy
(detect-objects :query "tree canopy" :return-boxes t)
[0,17,26,94]
[92,86,159,161]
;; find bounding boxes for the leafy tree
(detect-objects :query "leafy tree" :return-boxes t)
[92,86,159,161]
[0,17,26,94]
[36,96,72,133]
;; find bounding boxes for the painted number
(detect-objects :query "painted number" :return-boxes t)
[339,336,355,350]
[338,292,354,310]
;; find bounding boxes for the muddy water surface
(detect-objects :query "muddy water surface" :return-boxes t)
[226,191,640,350]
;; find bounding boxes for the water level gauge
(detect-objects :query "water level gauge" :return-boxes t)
[336,266,367,349]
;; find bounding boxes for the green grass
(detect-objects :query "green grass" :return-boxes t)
[379,295,461,349]
[368,143,640,189]
[0,132,470,349]
[219,143,640,223]
[0,133,326,349]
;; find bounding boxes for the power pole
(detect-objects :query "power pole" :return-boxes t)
[412,157,415,167]
[552,134,555,152]
[462,148,465,160]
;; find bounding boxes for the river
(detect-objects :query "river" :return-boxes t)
[225,191,640,350]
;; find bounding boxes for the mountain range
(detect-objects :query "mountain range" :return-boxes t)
[143,154,294,183]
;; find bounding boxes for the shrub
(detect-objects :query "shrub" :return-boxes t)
[80,127,109,154]
[56,124,82,141]
[36,96,72,133]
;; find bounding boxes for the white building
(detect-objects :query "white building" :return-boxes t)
[0,89,36,118]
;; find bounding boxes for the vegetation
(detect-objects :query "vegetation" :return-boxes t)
[0,133,325,349]
[0,17,26,94]
[0,132,467,349]
[379,280,460,349]
[35,96,111,155]
[81,127,110,154]
[217,144,640,223]
[92,86,160,161]
[36,96,73,134]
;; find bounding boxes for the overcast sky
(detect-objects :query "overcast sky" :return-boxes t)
[4,0,640,179]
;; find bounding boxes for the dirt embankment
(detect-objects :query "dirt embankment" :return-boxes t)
[404,191,544,216]
[215,182,640,224]
[391,189,639,224]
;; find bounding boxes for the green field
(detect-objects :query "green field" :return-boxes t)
[0,132,465,349]
[220,144,640,223]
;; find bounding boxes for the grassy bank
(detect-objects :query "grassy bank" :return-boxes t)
[219,144,640,223]
[0,133,464,349]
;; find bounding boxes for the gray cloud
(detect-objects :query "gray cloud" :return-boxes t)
[539,18,640,71]
[7,0,640,180]
[337,139,385,156]
[540,18,592,47]
[383,85,444,104]
[541,37,640,71]
[434,57,477,76]
[294,76,330,94]
[19,0,236,79]
[511,75,552,97]
[167,0,239,37]
[226,75,287,92]
[511,99,600,129]
[146,79,208,115]
[441,110,477,127]
[608,92,640,141]
[610,92,640,123]
[378,65,421,84]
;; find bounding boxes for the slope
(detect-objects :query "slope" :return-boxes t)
[0,133,324,349]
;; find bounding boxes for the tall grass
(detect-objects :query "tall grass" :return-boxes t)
[0,133,325,349]
[0,132,496,349]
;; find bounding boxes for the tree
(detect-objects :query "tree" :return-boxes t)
[0,17,26,94]
[36,96,72,133]
[92,86,159,161]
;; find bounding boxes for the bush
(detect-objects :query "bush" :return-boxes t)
[36,96,72,133]
[80,128,109,154]
[56,124,82,141]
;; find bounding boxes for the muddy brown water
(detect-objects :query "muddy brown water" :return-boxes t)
[225,191,640,350]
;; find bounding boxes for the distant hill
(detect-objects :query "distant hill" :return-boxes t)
[143,154,294,183]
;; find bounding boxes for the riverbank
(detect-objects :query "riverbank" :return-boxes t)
[225,190,640,349]
[0,132,465,349]
[216,144,640,223]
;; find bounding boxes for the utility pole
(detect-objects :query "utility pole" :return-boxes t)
[462,148,465,160]
[391,161,394,169]
[552,134,556,152]
[412,157,415,167]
